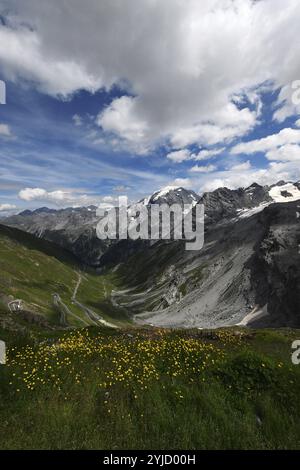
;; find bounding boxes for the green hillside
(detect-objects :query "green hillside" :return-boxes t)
[0,224,128,330]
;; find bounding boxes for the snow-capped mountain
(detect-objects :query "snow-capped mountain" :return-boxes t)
[148,186,200,206]
[4,181,300,266]
[128,187,200,219]
[199,181,300,225]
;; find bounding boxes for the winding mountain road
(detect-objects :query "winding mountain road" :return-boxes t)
[71,273,118,329]
[52,293,89,327]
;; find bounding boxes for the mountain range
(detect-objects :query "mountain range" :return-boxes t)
[2,180,300,329]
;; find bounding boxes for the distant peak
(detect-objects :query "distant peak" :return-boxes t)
[34,207,54,214]
[247,182,262,189]
[18,209,33,216]
[152,185,181,200]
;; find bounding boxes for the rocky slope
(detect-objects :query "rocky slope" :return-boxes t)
[4,205,113,266]
[123,200,300,328]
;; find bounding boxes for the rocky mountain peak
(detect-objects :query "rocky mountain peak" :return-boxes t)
[148,186,200,206]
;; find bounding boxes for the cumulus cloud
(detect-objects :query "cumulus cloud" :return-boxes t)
[266,144,300,162]
[230,160,252,171]
[18,187,99,207]
[192,148,225,161]
[168,178,193,189]
[273,82,300,123]
[97,96,149,152]
[230,127,300,182]
[170,104,258,149]
[0,203,17,212]
[167,147,225,164]
[2,0,300,153]
[231,128,300,155]
[19,187,60,202]
[166,149,191,163]
[0,24,102,96]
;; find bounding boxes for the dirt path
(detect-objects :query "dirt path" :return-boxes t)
[72,274,82,299]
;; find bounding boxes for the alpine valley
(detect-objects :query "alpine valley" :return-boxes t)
[2,180,300,330]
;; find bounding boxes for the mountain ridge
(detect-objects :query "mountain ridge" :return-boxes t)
[4,180,300,267]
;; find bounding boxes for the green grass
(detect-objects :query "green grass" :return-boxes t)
[0,327,300,449]
[0,225,128,328]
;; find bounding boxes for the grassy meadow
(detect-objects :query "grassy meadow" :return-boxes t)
[1,326,300,450]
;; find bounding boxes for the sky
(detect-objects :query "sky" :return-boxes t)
[1,0,300,214]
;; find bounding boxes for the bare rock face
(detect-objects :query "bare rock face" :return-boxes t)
[127,200,300,329]
[199,183,272,225]
[249,201,300,327]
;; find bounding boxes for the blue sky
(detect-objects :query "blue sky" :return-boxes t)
[0,81,176,209]
[1,0,300,214]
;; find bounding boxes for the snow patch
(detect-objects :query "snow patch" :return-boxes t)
[269,183,300,203]
[152,185,179,201]
[237,202,270,219]
[143,196,151,205]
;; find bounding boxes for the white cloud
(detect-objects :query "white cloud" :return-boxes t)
[273,84,300,123]
[266,144,300,162]
[0,123,11,136]
[2,0,300,152]
[166,149,191,163]
[19,188,48,201]
[190,164,216,173]
[170,103,258,149]
[97,96,149,152]
[230,160,252,171]
[166,147,225,164]
[0,203,17,212]
[0,25,102,96]
[18,187,97,207]
[231,128,300,155]
[169,178,193,189]
[192,148,225,161]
